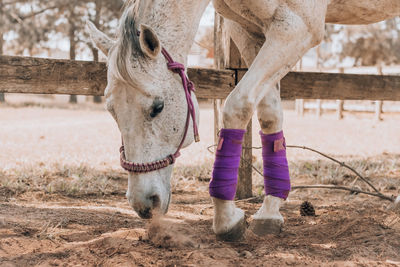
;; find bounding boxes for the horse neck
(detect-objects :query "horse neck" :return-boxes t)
[138,0,211,64]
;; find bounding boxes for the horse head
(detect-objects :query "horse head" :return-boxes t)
[87,5,199,219]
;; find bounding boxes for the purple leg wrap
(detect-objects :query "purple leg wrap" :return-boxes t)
[209,128,246,200]
[261,130,291,200]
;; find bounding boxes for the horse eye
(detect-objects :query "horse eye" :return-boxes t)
[150,99,164,118]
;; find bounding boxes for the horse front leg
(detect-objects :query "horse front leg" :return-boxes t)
[211,3,327,241]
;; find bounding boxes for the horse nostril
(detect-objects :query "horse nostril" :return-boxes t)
[149,194,160,208]
[135,195,161,219]
[138,207,152,219]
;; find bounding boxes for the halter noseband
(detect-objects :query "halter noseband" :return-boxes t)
[120,47,199,173]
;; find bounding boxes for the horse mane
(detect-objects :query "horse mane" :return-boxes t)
[113,0,145,87]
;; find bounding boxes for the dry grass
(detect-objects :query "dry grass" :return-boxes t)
[247,153,400,197]
[171,159,213,193]
[0,161,213,199]
[1,154,398,200]
[289,153,400,187]
[0,164,128,198]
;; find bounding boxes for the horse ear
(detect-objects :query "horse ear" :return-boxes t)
[86,21,115,56]
[139,24,161,59]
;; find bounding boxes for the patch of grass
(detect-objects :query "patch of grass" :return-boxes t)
[289,154,400,190]
[171,160,213,193]
[0,163,127,198]
[248,154,400,194]
[1,155,399,199]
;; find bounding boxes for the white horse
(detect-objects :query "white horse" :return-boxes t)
[87,0,400,241]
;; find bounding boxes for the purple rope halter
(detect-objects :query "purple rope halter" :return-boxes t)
[120,47,199,173]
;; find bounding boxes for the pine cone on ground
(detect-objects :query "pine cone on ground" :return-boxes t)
[300,201,316,216]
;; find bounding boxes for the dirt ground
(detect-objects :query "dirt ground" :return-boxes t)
[1,183,400,266]
[1,97,400,266]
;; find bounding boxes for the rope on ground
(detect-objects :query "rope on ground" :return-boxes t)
[291,185,394,202]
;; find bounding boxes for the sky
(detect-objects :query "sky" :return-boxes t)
[200,3,215,27]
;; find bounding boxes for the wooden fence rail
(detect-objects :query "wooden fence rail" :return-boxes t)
[2,54,400,200]
[2,55,400,101]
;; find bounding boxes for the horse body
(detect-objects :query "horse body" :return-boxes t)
[87,0,400,240]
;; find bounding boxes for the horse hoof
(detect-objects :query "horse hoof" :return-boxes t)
[249,219,282,236]
[216,217,246,242]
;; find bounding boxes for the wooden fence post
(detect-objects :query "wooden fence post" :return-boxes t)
[316,99,322,117]
[375,100,383,121]
[214,14,252,199]
[296,99,304,116]
[375,66,384,121]
[336,68,345,120]
[236,70,253,199]
[336,100,344,120]
[213,13,225,144]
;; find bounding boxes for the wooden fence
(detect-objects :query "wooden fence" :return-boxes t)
[2,55,400,100]
[1,53,400,199]
[296,99,399,120]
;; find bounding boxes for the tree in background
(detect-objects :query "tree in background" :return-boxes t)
[44,0,122,103]
[63,0,122,103]
[0,0,122,103]
[0,0,55,102]
[339,18,400,120]
[340,18,400,71]
[86,0,123,103]
[0,0,65,102]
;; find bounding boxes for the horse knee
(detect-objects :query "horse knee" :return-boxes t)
[257,90,283,133]
[258,111,282,133]
[223,96,255,129]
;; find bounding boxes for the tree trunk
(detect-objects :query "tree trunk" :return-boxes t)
[92,48,102,103]
[0,1,5,103]
[68,7,77,104]
[0,32,4,103]
[92,0,103,103]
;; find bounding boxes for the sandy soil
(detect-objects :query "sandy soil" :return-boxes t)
[1,186,400,266]
[1,99,400,266]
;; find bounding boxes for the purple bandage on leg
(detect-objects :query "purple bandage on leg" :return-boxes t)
[261,130,291,200]
[209,128,246,200]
